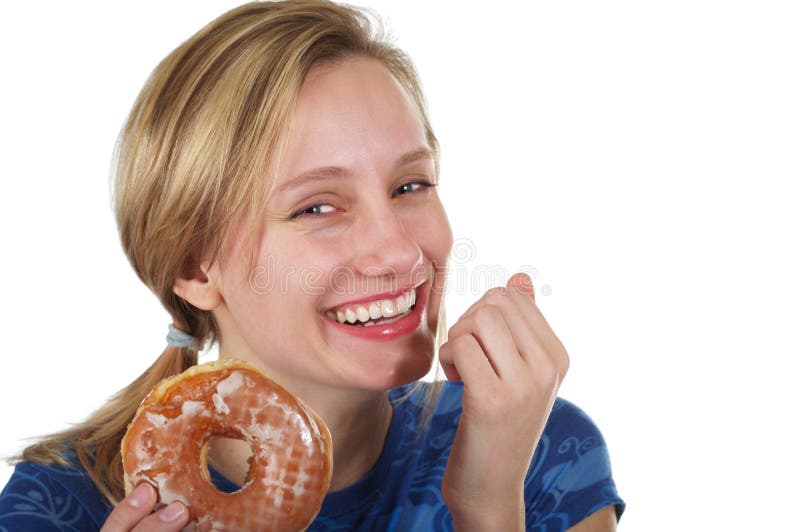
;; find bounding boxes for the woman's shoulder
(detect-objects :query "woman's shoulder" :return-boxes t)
[0,457,110,531]
[546,396,612,442]
[526,397,626,528]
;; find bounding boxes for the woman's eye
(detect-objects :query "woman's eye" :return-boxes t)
[392,180,436,198]
[290,181,436,220]
[291,203,336,219]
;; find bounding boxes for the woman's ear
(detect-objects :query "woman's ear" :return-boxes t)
[172,260,223,311]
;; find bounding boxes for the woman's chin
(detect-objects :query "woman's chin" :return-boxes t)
[351,354,434,392]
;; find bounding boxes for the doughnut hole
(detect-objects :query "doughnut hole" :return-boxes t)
[203,435,255,493]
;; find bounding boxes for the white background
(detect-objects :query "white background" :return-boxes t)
[2,1,798,530]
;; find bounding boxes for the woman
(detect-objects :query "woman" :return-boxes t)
[0,1,624,530]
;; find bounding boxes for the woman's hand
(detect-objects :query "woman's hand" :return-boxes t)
[439,272,569,531]
[100,483,189,532]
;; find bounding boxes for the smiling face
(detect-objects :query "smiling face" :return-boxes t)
[203,56,453,398]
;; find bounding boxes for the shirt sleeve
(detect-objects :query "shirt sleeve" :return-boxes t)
[524,398,625,531]
[0,461,98,532]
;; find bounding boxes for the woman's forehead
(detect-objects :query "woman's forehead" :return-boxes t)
[279,57,429,182]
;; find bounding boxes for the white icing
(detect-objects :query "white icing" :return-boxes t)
[133,458,155,471]
[216,371,245,399]
[181,400,205,417]
[300,427,312,446]
[212,392,230,415]
[145,412,169,427]
[264,458,280,478]
[161,488,190,507]
[247,423,283,444]
[158,474,191,507]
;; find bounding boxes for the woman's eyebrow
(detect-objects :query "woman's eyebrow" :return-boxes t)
[277,147,434,194]
[396,147,434,167]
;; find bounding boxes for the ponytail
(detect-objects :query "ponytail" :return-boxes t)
[18,344,198,503]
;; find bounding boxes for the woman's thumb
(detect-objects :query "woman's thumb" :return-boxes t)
[507,272,535,300]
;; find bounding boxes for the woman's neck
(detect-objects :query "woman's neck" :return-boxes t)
[322,390,393,492]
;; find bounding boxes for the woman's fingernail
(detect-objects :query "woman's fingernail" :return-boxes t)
[128,483,151,508]
[515,273,534,294]
[159,501,186,522]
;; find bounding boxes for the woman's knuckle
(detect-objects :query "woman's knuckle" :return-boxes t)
[453,333,475,351]
[537,365,562,392]
[484,287,506,305]
[449,314,476,337]
[559,349,570,375]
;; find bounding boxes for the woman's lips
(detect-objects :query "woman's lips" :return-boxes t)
[321,282,427,341]
[322,282,419,316]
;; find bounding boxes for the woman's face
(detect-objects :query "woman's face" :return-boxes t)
[206,57,452,396]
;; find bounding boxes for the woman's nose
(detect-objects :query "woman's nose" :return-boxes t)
[348,203,422,279]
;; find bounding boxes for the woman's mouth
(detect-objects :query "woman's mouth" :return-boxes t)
[320,283,426,340]
[324,288,416,326]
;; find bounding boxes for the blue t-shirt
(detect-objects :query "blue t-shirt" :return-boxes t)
[0,381,624,531]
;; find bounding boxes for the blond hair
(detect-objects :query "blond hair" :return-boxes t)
[17,0,444,503]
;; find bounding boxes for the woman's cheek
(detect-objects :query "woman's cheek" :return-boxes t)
[406,198,451,242]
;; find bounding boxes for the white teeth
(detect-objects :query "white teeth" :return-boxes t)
[329,287,418,325]
[396,295,409,313]
[356,306,370,322]
[381,298,397,317]
[368,301,381,320]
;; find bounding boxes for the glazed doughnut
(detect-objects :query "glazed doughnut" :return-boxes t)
[121,359,332,531]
